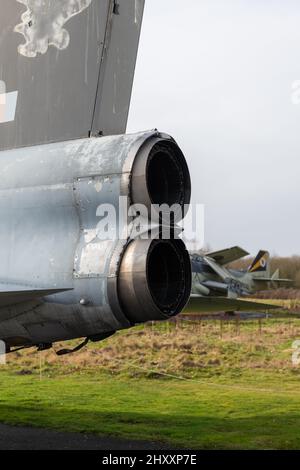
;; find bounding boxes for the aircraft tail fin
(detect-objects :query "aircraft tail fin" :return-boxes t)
[248,250,270,275]
[0,0,145,150]
[271,269,280,281]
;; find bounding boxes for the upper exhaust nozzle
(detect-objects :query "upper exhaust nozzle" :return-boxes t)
[131,136,191,222]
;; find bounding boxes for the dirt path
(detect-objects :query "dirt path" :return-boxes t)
[0,423,171,450]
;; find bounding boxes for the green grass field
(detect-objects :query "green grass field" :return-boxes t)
[1,316,300,449]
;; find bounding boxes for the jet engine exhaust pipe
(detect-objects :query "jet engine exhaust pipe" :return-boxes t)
[131,137,191,221]
[118,239,191,324]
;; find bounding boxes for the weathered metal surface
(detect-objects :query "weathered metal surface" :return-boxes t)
[0,132,152,343]
[15,0,94,58]
[0,131,192,347]
[0,0,145,150]
[73,175,122,279]
[0,131,152,292]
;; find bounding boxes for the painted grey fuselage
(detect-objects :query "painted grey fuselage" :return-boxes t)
[0,0,144,149]
[0,134,139,347]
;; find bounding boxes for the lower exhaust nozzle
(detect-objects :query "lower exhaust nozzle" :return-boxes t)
[118,239,191,324]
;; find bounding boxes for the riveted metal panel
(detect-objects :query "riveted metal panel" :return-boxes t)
[73,174,122,278]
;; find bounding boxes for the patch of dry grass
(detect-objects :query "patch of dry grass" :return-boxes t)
[5,318,300,380]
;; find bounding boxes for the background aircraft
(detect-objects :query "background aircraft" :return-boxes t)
[185,247,291,314]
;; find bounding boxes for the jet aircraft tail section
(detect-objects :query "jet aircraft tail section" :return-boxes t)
[248,250,270,275]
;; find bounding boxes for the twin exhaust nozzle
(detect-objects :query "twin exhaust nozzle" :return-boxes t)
[117,135,192,323]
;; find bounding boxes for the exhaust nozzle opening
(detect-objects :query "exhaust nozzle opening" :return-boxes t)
[118,239,191,324]
[131,137,191,221]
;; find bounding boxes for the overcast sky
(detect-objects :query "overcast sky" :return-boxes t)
[127,0,300,256]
